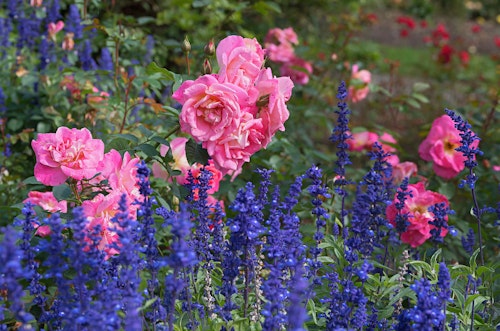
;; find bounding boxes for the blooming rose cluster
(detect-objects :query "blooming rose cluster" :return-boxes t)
[348,64,371,103]
[264,27,313,85]
[419,114,479,180]
[31,127,142,257]
[421,23,470,66]
[347,131,418,183]
[173,35,294,178]
[386,182,450,247]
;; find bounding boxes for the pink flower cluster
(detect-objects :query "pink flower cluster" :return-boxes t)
[264,27,313,85]
[348,64,371,103]
[152,137,223,204]
[31,127,142,258]
[347,131,418,183]
[24,191,67,237]
[419,115,478,180]
[386,182,450,247]
[173,35,294,178]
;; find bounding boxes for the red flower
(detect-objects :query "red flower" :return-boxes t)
[432,23,450,46]
[420,20,427,28]
[396,16,416,29]
[495,36,500,48]
[471,24,481,33]
[458,51,470,66]
[400,29,409,37]
[437,44,453,64]
[365,13,378,24]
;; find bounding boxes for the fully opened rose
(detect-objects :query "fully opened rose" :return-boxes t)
[418,115,479,179]
[172,74,249,143]
[386,182,450,247]
[31,127,105,186]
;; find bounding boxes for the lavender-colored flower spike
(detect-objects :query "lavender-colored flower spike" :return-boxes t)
[65,4,83,39]
[329,81,352,237]
[445,109,482,189]
[0,226,34,326]
[445,108,486,265]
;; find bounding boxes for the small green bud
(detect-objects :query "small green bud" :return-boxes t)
[181,36,191,53]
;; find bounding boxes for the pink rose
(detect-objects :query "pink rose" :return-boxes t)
[205,112,266,177]
[348,64,371,103]
[25,191,68,213]
[347,131,379,151]
[173,74,251,143]
[379,132,397,153]
[152,138,223,194]
[392,161,418,184]
[264,27,298,63]
[97,150,141,202]
[216,35,265,91]
[82,192,125,258]
[255,68,294,142]
[279,57,313,85]
[418,115,478,179]
[24,191,68,237]
[189,160,223,195]
[48,21,65,40]
[386,182,449,247]
[31,127,105,186]
[152,137,191,181]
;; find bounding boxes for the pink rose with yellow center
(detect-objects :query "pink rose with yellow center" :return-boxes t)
[418,115,478,179]
[386,182,450,247]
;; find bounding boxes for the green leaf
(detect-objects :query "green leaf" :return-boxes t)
[185,139,209,165]
[52,184,72,201]
[146,62,177,82]
[150,136,170,146]
[317,256,335,264]
[307,299,318,324]
[107,137,132,153]
[413,82,430,92]
[138,125,154,138]
[109,133,139,144]
[23,176,42,185]
[406,98,421,109]
[135,143,159,158]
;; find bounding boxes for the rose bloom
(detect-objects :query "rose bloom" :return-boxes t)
[386,182,449,247]
[152,137,222,194]
[48,21,64,40]
[392,161,418,184]
[347,131,379,151]
[255,68,294,141]
[204,112,266,178]
[264,27,298,63]
[97,150,141,203]
[31,127,105,186]
[172,74,251,143]
[216,35,265,91]
[24,191,68,237]
[348,64,371,103]
[279,56,313,85]
[458,51,470,66]
[437,44,454,64]
[418,115,478,179]
[82,192,127,258]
